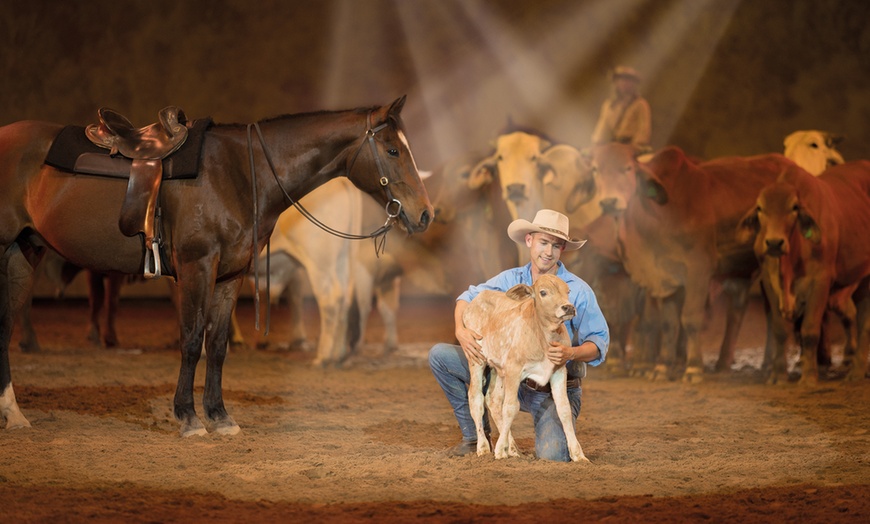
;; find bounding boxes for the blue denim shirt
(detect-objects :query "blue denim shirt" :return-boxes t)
[457,261,610,367]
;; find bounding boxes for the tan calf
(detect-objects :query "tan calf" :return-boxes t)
[463,274,588,462]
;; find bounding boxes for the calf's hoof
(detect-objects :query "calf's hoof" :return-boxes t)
[3,412,32,430]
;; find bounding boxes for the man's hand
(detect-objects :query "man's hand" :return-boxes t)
[546,340,574,366]
[457,325,486,366]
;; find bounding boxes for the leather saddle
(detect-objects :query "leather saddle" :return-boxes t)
[85,106,190,279]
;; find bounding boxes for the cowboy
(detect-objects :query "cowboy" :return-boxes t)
[428,209,610,461]
[591,65,652,153]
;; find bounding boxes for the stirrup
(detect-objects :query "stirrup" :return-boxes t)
[144,238,162,279]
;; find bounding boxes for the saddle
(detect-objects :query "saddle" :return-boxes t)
[85,106,190,279]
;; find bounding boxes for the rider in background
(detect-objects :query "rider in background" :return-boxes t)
[590,66,652,154]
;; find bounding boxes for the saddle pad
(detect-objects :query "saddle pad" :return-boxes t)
[44,117,213,180]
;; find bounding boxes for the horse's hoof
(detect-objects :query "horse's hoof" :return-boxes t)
[19,341,41,353]
[179,418,207,437]
[209,416,241,436]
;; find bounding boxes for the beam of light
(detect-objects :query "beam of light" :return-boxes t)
[390,0,740,166]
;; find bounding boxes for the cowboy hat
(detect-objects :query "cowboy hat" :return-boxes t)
[611,65,642,82]
[507,209,586,251]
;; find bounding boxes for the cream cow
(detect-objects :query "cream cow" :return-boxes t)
[462,274,588,462]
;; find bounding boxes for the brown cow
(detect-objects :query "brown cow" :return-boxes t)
[738,161,870,384]
[618,146,795,382]
[462,274,588,462]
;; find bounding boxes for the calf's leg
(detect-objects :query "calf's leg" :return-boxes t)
[467,362,490,455]
[548,368,588,462]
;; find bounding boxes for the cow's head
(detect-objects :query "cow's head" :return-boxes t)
[584,143,645,214]
[468,131,584,219]
[783,130,846,176]
[737,180,821,259]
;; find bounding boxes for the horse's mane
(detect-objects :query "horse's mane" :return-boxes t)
[216,106,379,129]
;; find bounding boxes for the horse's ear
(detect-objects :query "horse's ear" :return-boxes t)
[388,95,407,116]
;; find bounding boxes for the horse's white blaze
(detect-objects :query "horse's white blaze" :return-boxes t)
[1,383,30,429]
[398,130,420,175]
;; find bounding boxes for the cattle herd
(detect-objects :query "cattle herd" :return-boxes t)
[427,126,869,385]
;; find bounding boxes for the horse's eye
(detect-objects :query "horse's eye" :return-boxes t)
[387,148,399,157]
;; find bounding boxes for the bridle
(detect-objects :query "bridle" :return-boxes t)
[244,110,407,332]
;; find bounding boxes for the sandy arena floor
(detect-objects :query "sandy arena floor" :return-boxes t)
[1,295,868,523]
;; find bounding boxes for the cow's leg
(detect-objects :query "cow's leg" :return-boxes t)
[201,278,242,435]
[86,271,105,346]
[309,260,353,367]
[714,279,751,373]
[101,273,124,348]
[494,374,522,459]
[652,293,682,381]
[375,275,400,354]
[845,290,870,382]
[1,243,41,429]
[173,262,214,437]
[283,266,311,351]
[548,368,588,462]
[797,292,828,386]
[680,285,709,384]
[468,362,490,455]
[631,295,659,378]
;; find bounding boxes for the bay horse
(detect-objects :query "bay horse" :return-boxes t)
[0,96,433,436]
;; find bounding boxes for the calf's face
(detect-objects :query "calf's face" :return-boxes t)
[530,274,575,325]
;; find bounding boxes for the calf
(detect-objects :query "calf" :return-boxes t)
[462,274,587,462]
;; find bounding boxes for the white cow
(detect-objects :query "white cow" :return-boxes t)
[249,178,362,366]
[783,130,845,175]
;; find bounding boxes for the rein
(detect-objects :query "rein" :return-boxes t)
[245,111,403,332]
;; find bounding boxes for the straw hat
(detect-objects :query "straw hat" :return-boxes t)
[507,209,586,251]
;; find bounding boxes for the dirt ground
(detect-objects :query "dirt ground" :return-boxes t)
[2,294,869,523]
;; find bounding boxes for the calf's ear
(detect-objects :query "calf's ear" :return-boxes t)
[797,210,821,244]
[736,207,760,244]
[506,284,533,301]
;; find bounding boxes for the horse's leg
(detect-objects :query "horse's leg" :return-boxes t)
[102,273,124,348]
[16,286,40,353]
[86,271,105,346]
[173,266,212,437]
[1,243,41,429]
[202,278,242,435]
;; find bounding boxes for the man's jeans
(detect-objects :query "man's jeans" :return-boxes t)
[428,342,582,462]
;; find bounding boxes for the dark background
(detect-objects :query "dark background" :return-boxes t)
[3,0,869,170]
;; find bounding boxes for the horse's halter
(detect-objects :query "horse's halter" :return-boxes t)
[244,111,403,332]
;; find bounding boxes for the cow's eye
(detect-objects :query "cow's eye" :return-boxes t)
[792,204,799,212]
[387,148,399,157]
[540,290,548,297]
